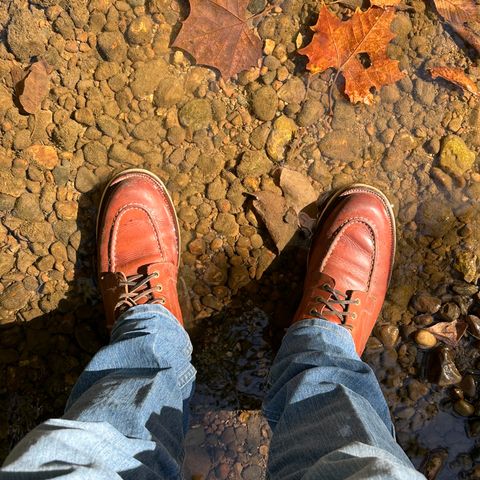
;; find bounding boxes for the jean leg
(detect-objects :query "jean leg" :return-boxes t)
[263,319,425,480]
[1,305,196,480]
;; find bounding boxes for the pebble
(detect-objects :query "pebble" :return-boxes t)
[97,31,127,62]
[83,141,108,166]
[75,166,97,193]
[0,282,30,310]
[213,213,239,237]
[411,293,442,314]
[237,150,272,178]
[15,193,42,221]
[277,77,306,104]
[266,115,296,161]
[467,315,480,338]
[377,325,399,348]
[154,77,185,108]
[178,99,213,131]
[454,399,475,417]
[439,135,476,176]
[251,86,278,121]
[414,329,437,348]
[126,15,153,45]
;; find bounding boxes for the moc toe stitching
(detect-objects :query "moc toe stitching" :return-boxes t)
[110,205,164,271]
[321,218,377,291]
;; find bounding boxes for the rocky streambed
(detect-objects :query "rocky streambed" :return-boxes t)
[1,0,480,479]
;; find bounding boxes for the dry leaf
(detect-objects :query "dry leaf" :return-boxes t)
[430,66,479,96]
[172,0,262,79]
[16,59,51,114]
[298,6,405,104]
[433,0,480,53]
[424,320,467,347]
[370,0,401,7]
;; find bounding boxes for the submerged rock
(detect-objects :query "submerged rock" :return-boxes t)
[439,135,476,176]
[427,346,462,387]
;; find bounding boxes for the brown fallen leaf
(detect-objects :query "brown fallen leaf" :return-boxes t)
[424,320,467,347]
[15,59,51,114]
[172,0,262,79]
[429,66,480,96]
[298,6,405,105]
[433,0,480,53]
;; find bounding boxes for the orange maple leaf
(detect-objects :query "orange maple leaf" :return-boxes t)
[430,66,479,96]
[299,6,406,105]
[172,0,262,79]
[433,0,480,53]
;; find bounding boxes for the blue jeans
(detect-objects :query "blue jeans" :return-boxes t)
[0,306,425,479]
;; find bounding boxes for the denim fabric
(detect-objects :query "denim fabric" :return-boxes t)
[262,319,426,480]
[0,309,425,480]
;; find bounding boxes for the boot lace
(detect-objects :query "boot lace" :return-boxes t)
[115,271,166,311]
[310,284,360,327]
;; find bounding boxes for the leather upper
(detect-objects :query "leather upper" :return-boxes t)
[97,170,182,327]
[293,186,396,355]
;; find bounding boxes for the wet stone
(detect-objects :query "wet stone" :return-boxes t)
[83,141,108,166]
[466,315,480,338]
[237,150,273,178]
[97,31,127,62]
[213,213,239,237]
[428,346,462,387]
[251,86,278,121]
[460,375,477,398]
[455,400,475,417]
[75,166,97,193]
[411,293,441,314]
[131,59,168,98]
[178,99,212,132]
[414,329,437,349]
[266,115,296,161]
[126,15,153,45]
[408,379,429,402]
[319,129,363,163]
[7,9,50,62]
[0,253,14,276]
[0,282,30,311]
[439,135,476,176]
[437,302,461,322]
[15,193,42,221]
[154,77,185,108]
[377,324,399,348]
[277,77,306,104]
[297,100,323,127]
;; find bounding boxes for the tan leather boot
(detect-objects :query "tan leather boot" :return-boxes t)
[97,169,183,328]
[293,184,396,355]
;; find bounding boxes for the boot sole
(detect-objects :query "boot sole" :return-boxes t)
[96,168,181,265]
[313,183,397,286]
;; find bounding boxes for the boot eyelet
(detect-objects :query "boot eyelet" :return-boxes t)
[351,312,357,320]
[157,284,163,292]
[153,271,160,278]
[355,298,360,305]
[160,297,166,305]
[310,309,317,316]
